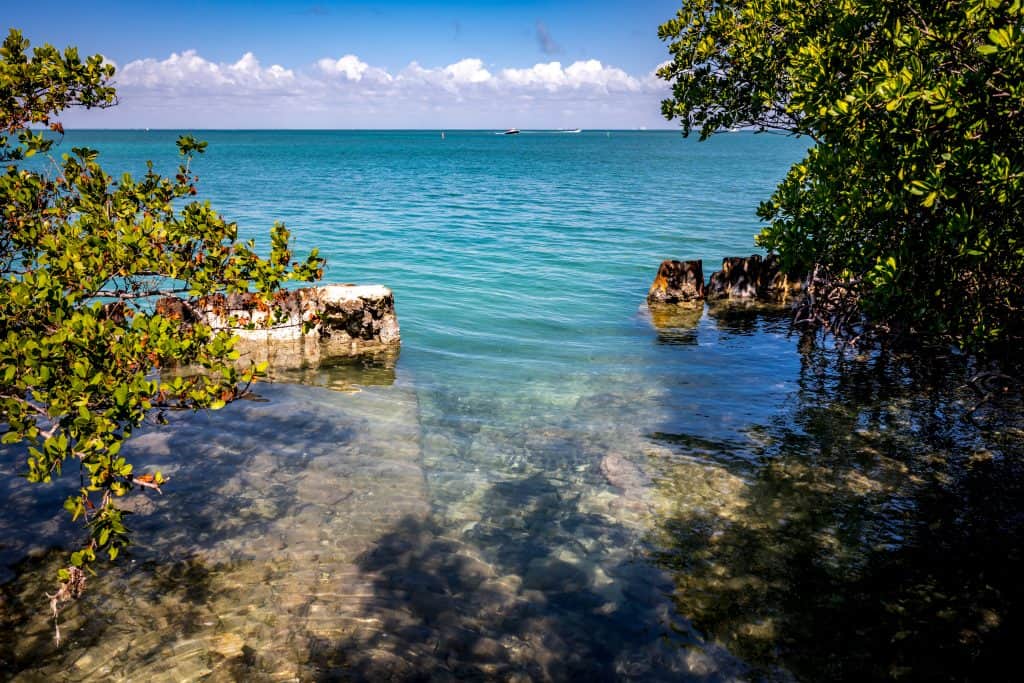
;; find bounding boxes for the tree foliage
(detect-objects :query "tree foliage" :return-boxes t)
[0,29,324,611]
[659,0,1024,354]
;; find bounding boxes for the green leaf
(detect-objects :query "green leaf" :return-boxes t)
[0,27,307,592]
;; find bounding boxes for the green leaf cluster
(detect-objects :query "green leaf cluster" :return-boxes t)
[659,1,1024,353]
[1,30,325,584]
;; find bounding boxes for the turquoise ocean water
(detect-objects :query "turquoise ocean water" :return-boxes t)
[58,129,802,398]
[3,131,1021,681]
[57,130,806,437]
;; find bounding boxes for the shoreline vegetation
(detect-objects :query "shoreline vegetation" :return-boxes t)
[0,27,326,631]
[32,128,682,132]
[658,1,1024,361]
[3,7,1024,678]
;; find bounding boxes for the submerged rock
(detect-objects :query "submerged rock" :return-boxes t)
[706,254,803,300]
[600,452,651,492]
[647,259,706,304]
[157,284,399,368]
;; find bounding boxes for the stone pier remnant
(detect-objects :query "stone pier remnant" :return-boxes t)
[706,253,802,300]
[647,254,804,306]
[647,259,706,304]
[157,284,400,369]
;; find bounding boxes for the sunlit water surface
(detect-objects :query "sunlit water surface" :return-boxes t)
[2,131,1022,681]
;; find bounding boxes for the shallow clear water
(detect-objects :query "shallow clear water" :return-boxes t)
[3,131,1022,681]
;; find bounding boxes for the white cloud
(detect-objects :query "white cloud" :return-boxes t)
[118,50,295,91]
[500,59,641,92]
[117,50,655,96]
[317,55,391,83]
[397,58,493,92]
[86,49,673,128]
[563,59,638,91]
[444,58,492,84]
[501,61,567,90]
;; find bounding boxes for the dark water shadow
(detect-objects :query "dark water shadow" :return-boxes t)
[301,473,748,681]
[109,391,363,560]
[0,385,366,675]
[647,335,1024,681]
[0,550,228,678]
[704,300,793,337]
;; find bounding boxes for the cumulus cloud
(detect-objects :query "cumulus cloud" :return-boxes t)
[118,50,295,91]
[501,61,566,89]
[317,55,392,82]
[90,48,672,128]
[397,58,493,92]
[444,58,492,84]
[501,60,638,92]
[118,50,657,96]
[565,59,637,90]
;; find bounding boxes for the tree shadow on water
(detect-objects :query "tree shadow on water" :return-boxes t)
[647,339,1024,681]
[307,473,746,681]
[0,386,366,677]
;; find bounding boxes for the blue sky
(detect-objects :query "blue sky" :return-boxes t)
[7,1,684,128]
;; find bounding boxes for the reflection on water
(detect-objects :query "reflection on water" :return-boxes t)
[704,300,795,337]
[648,302,704,346]
[267,349,400,393]
[2,305,1022,681]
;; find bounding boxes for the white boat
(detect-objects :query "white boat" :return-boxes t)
[502,128,520,135]
[558,128,582,134]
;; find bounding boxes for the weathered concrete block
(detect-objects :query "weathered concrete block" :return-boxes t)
[156,284,400,369]
[707,255,764,299]
[647,260,706,304]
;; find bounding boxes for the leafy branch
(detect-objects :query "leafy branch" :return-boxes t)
[0,28,326,640]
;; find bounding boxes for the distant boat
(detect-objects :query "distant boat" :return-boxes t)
[502,128,520,135]
[558,128,582,134]
[441,131,446,140]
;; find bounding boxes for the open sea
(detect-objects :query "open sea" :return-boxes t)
[2,131,1022,681]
